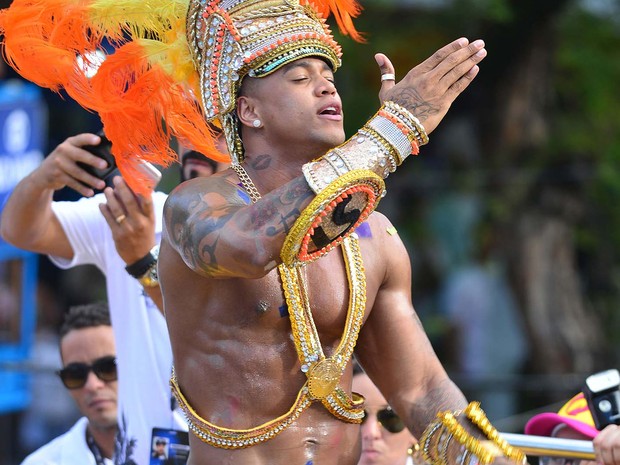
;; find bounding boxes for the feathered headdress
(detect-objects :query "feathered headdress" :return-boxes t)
[0,0,362,193]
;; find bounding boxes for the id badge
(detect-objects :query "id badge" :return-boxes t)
[150,428,190,465]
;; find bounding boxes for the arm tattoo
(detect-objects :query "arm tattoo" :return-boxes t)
[264,178,314,236]
[408,378,467,438]
[181,200,237,274]
[167,175,314,276]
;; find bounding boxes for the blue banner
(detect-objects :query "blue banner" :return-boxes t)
[0,80,46,220]
[0,80,45,413]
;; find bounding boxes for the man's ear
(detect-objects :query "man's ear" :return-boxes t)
[236,95,260,129]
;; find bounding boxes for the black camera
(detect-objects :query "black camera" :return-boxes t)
[79,131,162,190]
[78,131,120,186]
[583,368,620,430]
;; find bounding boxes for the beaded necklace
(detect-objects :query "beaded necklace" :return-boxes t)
[231,163,366,399]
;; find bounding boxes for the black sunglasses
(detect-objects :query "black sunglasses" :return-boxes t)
[361,406,406,434]
[57,355,117,389]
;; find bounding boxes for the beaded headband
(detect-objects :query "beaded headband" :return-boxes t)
[188,0,342,119]
[0,0,362,192]
[186,0,362,163]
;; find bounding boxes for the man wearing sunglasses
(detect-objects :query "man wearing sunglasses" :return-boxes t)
[22,302,117,465]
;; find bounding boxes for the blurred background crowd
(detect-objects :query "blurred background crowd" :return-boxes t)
[1,0,620,463]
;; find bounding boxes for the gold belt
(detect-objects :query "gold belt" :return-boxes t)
[170,370,364,449]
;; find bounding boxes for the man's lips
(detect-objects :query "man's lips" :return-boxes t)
[318,103,342,121]
[88,397,115,409]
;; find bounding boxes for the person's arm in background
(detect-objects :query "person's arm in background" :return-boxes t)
[99,176,164,314]
[0,133,166,314]
[0,133,106,259]
[594,424,620,465]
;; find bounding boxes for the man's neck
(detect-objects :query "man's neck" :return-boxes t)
[87,423,117,459]
[242,142,327,195]
[241,153,305,195]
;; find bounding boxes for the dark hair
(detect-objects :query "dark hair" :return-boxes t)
[59,301,111,339]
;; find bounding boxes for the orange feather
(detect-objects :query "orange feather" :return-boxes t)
[0,0,227,195]
[303,0,365,43]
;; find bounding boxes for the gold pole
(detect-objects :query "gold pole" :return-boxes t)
[502,433,595,460]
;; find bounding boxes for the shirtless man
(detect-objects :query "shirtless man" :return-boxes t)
[157,1,509,464]
[0,0,516,464]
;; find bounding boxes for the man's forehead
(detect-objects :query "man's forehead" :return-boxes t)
[281,57,334,74]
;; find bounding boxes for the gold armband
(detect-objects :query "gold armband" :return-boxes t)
[464,402,527,464]
[284,103,427,265]
[281,170,384,265]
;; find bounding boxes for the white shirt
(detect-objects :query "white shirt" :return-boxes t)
[21,417,113,465]
[50,192,186,465]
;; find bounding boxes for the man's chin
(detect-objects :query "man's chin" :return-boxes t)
[318,133,346,152]
[90,412,118,430]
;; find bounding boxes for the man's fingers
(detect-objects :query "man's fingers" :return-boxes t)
[66,132,101,148]
[446,63,481,96]
[60,155,106,191]
[375,53,394,76]
[418,37,470,73]
[137,193,154,216]
[53,137,108,190]
[34,133,108,196]
[594,425,620,465]
[98,202,116,228]
[102,185,127,221]
[437,40,486,87]
[112,176,141,212]
[375,53,396,102]
[64,178,96,198]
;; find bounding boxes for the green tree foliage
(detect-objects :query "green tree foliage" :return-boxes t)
[552,5,620,349]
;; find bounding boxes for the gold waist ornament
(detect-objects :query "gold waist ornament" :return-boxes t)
[170,164,366,449]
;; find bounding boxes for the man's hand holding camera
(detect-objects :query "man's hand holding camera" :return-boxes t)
[98,176,157,267]
[31,133,157,266]
[32,133,108,197]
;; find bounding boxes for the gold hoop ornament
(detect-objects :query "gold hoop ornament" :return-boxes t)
[281,170,385,266]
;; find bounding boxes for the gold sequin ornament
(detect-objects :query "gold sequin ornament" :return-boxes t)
[234,162,367,405]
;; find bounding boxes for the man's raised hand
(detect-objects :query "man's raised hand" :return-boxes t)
[376,37,487,135]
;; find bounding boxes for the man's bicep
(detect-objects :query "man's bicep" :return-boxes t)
[163,178,254,278]
[356,268,439,398]
[355,232,461,434]
[357,233,430,384]
[356,288,463,437]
